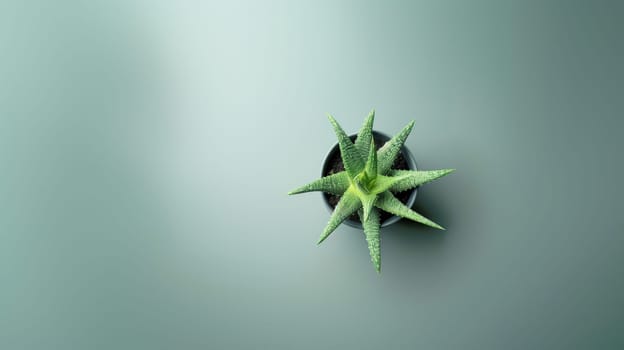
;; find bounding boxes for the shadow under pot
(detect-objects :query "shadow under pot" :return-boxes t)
[321,130,418,229]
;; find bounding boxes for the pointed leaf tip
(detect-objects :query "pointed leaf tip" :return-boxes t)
[375,191,444,229]
[327,115,365,178]
[385,168,455,192]
[438,168,456,176]
[359,208,381,273]
[289,172,350,196]
[364,137,378,180]
[326,114,336,127]
[377,120,416,174]
[354,110,375,160]
[317,190,362,244]
[368,109,375,123]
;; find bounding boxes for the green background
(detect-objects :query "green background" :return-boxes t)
[2,1,623,349]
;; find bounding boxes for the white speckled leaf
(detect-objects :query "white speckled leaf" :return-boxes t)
[377,120,414,175]
[288,171,350,195]
[359,208,381,273]
[370,174,411,194]
[327,114,365,178]
[354,109,375,160]
[318,189,362,244]
[375,191,444,230]
[388,169,455,192]
[360,193,376,222]
[364,136,377,180]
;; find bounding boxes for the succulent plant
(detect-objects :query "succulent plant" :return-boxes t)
[288,110,454,272]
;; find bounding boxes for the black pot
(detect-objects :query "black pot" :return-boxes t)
[321,130,418,229]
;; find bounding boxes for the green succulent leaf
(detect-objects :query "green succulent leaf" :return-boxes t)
[367,174,411,195]
[359,208,381,273]
[377,120,415,175]
[375,191,444,230]
[360,193,376,222]
[364,135,378,180]
[327,114,365,178]
[317,189,362,244]
[387,169,455,192]
[354,109,375,159]
[288,171,350,195]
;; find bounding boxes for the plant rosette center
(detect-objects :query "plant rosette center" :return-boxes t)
[352,171,376,195]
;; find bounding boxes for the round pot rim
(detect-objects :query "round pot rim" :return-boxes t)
[320,130,418,229]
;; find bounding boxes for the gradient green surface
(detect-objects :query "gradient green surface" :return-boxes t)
[2,1,623,349]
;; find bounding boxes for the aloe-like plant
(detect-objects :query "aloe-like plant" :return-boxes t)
[288,110,454,272]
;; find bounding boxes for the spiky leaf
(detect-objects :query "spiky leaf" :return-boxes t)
[377,120,415,175]
[375,191,444,230]
[318,189,362,244]
[360,193,376,222]
[359,208,381,273]
[327,114,365,178]
[354,109,375,159]
[288,171,350,195]
[364,135,377,180]
[367,174,413,195]
[387,169,455,192]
